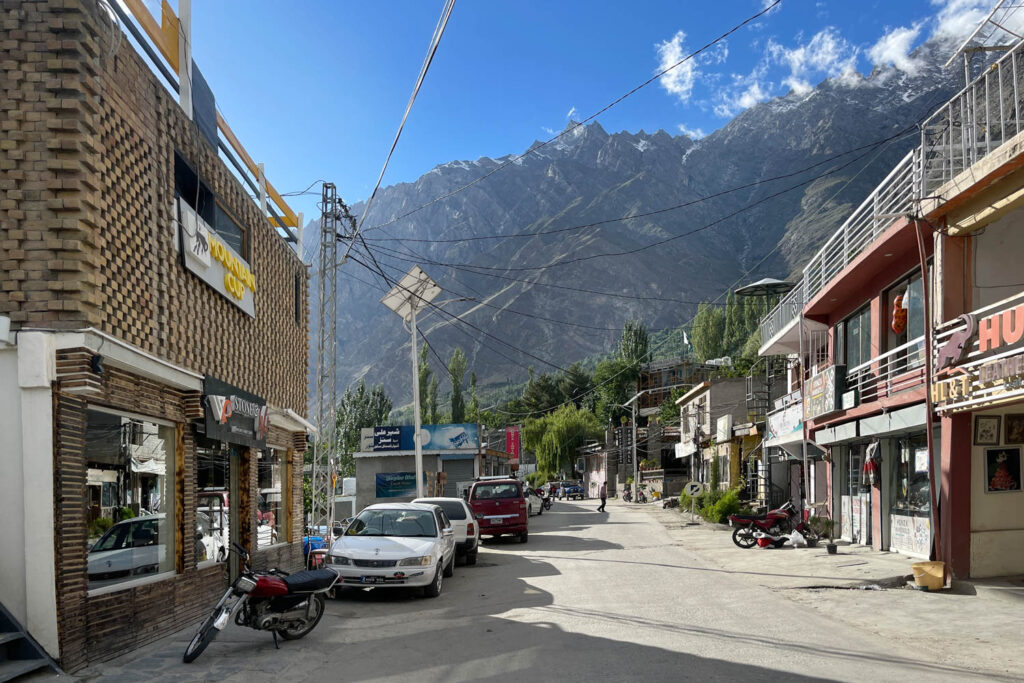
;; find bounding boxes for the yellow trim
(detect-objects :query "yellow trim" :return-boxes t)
[123,0,300,231]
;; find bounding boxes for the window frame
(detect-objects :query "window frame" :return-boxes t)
[174,151,250,262]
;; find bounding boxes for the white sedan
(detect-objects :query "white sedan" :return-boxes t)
[524,487,544,516]
[328,503,456,597]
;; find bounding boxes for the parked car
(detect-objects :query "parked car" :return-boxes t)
[523,487,544,516]
[196,491,275,563]
[467,478,528,543]
[561,481,585,500]
[88,514,166,585]
[327,503,456,597]
[413,497,480,565]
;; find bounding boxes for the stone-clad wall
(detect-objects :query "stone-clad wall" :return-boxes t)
[0,0,309,413]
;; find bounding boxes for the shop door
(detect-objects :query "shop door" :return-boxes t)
[443,458,474,497]
[841,446,865,543]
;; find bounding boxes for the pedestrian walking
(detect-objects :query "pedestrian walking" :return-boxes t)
[597,481,607,512]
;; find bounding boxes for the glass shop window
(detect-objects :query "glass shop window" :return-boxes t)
[195,440,231,566]
[257,449,287,548]
[839,305,873,370]
[892,435,930,516]
[885,270,926,370]
[85,409,176,591]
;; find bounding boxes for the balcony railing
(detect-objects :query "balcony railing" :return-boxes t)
[845,335,926,404]
[920,40,1024,194]
[760,151,919,346]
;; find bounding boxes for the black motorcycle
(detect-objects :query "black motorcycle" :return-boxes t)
[183,542,339,663]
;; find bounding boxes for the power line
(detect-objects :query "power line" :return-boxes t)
[360,0,783,236]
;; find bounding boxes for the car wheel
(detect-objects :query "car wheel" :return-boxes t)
[465,549,478,566]
[443,553,454,578]
[537,504,543,516]
[528,504,533,516]
[423,566,443,598]
[519,529,528,544]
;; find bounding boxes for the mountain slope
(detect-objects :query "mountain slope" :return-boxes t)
[319,40,962,406]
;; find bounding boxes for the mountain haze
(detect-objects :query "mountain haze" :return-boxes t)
[319,40,962,407]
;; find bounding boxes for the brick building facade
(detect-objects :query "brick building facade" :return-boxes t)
[0,0,311,671]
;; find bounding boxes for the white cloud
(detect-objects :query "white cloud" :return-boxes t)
[930,0,989,41]
[713,79,772,117]
[656,30,698,102]
[677,123,706,139]
[869,24,925,74]
[767,27,858,95]
[566,106,578,121]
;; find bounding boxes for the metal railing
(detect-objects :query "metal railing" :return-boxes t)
[844,335,926,403]
[759,151,919,347]
[921,40,1024,194]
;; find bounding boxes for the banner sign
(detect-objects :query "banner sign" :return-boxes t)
[767,401,802,442]
[203,376,268,448]
[375,472,426,498]
[360,423,480,452]
[804,365,845,420]
[505,426,520,458]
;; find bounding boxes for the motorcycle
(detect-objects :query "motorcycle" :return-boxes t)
[183,542,340,663]
[622,489,632,503]
[727,501,819,549]
[540,490,553,511]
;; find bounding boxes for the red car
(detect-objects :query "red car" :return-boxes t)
[467,478,528,543]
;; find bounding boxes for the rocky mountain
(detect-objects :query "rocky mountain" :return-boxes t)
[318,40,964,406]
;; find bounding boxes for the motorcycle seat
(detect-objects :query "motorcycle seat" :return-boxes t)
[283,569,338,593]
[729,514,765,522]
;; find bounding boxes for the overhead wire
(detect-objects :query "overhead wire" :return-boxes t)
[360,0,783,236]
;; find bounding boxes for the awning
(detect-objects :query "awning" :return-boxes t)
[765,429,803,449]
[776,441,825,461]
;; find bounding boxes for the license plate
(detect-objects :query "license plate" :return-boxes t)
[492,518,503,524]
[361,576,386,584]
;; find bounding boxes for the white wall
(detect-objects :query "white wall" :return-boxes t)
[0,334,59,657]
[972,208,1024,308]
[971,405,1024,578]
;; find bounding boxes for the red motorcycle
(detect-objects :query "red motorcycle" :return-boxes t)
[728,501,818,548]
[183,543,340,663]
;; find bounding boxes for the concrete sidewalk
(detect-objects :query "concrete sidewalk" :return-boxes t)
[634,500,1024,678]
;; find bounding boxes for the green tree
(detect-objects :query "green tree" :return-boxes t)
[521,404,601,475]
[691,303,725,362]
[467,371,480,423]
[448,347,468,423]
[657,386,689,425]
[619,319,649,367]
[723,291,746,356]
[522,371,562,415]
[593,356,638,426]
[558,362,594,409]
[418,343,432,423]
[428,376,440,424]
[334,379,393,476]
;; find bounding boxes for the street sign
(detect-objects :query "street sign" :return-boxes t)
[684,481,704,497]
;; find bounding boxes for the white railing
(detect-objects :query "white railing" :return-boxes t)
[920,40,1024,194]
[760,151,919,346]
[845,335,926,403]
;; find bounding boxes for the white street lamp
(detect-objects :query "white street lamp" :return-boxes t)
[382,266,442,498]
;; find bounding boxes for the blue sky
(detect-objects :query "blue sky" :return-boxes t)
[146,0,994,223]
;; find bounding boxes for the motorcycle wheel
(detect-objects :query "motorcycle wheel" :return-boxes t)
[731,527,757,549]
[276,594,325,641]
[182,614,219,663]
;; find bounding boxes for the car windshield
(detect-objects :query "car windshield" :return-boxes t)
[472,483,520,500]
[416,500,467,520]
[345,509,438,537]
[92,523,132,552]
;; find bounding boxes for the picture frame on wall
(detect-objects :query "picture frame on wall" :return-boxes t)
[985,447,1022,493]
[1005,414,1024,444]
[974,415,1001,446]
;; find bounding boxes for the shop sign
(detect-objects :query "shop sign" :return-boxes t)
[890,514,930,557]
[804,365,845,420]
[766,401,802,441]
[375,472,426,498]
[359,423,480,452]
[505,426,521,459]
[203,376,268,448]
[177,198,256,318]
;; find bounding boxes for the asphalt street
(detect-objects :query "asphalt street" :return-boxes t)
[77,501,1019,683]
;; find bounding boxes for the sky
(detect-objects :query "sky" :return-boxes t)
[141,0,998,227]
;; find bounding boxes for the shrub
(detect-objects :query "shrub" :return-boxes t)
[116,506,135,522]
[88,517,114,538]
[679,487,747,524]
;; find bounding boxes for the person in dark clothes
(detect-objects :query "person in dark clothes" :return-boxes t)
[597,481,607,512]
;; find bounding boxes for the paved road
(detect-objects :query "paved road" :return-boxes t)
[80,501,1016,682]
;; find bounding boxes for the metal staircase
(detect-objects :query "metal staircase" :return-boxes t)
[0,603,58,681]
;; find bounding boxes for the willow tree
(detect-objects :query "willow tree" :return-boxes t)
[521,404,601,476]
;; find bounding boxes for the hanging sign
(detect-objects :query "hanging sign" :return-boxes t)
[177,197,256,318]
[203,376,268,448]
[804,365,845,420]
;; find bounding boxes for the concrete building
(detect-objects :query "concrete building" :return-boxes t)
[0,0,310,671]
[675,379,750,491]
[757,15,1024,576]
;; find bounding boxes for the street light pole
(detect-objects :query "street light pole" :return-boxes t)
[631,401,638,500]
[409,303,424,498]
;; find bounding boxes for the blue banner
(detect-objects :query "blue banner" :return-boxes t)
[367,423,479,452]
[375,472,425,498]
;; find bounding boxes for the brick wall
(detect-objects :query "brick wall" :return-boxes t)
[0,0,309,413]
